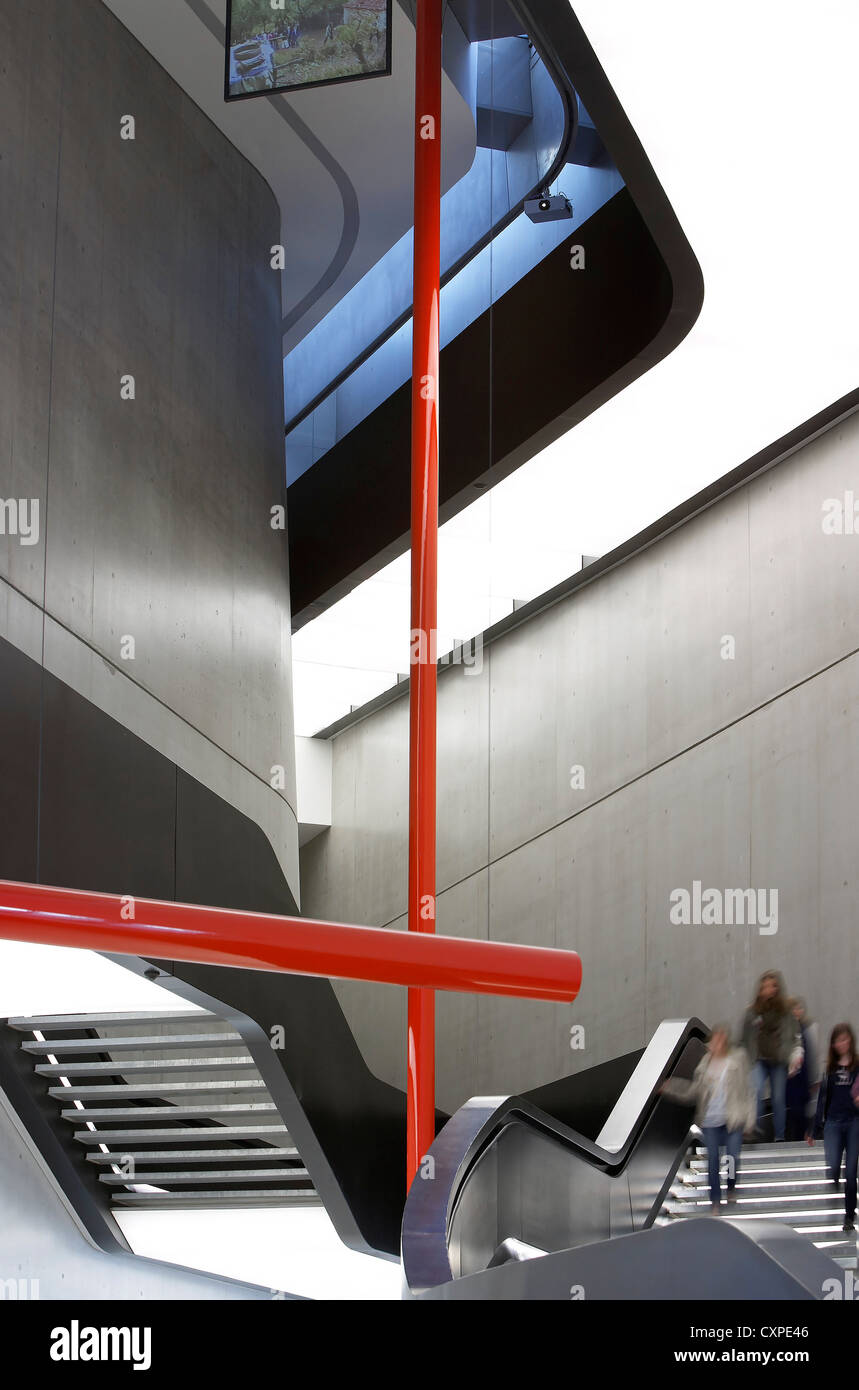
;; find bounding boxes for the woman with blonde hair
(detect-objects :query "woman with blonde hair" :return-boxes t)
[661,1024,756,1214]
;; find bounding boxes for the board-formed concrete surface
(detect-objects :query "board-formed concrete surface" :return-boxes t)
[300,406,859,1109]
[0,0,299,900]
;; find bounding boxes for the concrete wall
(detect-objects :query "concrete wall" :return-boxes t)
[0,0,298,899]
[300,407,859,1112]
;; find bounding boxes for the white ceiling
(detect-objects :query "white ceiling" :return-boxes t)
[101,0,476,352]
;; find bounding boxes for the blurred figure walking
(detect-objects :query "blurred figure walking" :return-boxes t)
[662,1025,756,1214]
[809,1023,859,1233]
[741,970,801,1141]
[785,997,819,1140]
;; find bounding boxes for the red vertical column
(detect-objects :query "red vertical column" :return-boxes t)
[407,0,443,1186]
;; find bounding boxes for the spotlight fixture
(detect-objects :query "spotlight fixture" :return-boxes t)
[524,192,573,224]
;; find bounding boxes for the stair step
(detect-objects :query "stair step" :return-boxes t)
[814,1239,859,1263]
[672,1205,857,1232]
[678,1133,857,1277]
[692,1146,812,1160]
[671,1136,858,1250]
[86,1147,299,1164]
[8,1011,212,1031]
[671,1192,847,1212]
[35,1057,259,1077]
[677,1178,838,1195]
[12,1007,318,1219]
[62,1103,277,1122]
[99,1167,311,1185]
[50,1080,266,1100]
[73,1125,290,1145]
[691,1156,825,1171]
[110,1190,321,1208]
[686,1162,817,1173]
[756,1212,856,1234]
[22,1034,244,1054]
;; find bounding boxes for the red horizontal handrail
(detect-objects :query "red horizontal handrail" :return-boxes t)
[0,880,582,1003]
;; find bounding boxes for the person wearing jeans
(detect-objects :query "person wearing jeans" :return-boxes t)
[810,1023,859,1233]
[661,1025,756,1213]
[753,1058,788,1140]
[785,997,820,1141]
[740,971,802,1141]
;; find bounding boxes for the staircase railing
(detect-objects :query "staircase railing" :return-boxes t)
[0,878,582,1212]
[0,879,581,1004]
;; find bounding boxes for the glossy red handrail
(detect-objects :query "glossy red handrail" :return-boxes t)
[0,880,582,1003]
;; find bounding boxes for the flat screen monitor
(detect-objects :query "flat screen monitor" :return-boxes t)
[225,1,392,101]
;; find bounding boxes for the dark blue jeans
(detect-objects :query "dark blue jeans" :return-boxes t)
[701,1125,744,1207]
[824,1116,859,1221]
[753,1060,787,1140]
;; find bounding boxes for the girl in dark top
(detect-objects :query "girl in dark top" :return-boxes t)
[809,1023,859,1232]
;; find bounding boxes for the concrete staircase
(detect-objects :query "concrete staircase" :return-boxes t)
[663,1137,858,1269]
[7,1009,322,1210]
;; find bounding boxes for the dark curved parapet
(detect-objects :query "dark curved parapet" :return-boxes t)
[522,1046,646,1137]
[0,633,445,1259]
[402,1019,708,1295]
[288,0,704,625]
[0,1019,127,1254]
[408,1218,842,1301]
[114,954,447,1260]
[0,1068,295,1299]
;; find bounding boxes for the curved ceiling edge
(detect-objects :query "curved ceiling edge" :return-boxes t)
[520,0,705,366]
[0,577,301,907]
[181,0,361,342]
[286,0,705,626]
[284,9,576,438]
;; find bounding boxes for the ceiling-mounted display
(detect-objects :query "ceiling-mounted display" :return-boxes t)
[225,0,392,101]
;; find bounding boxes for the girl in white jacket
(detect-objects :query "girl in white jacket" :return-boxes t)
[661,1025,756,1214]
